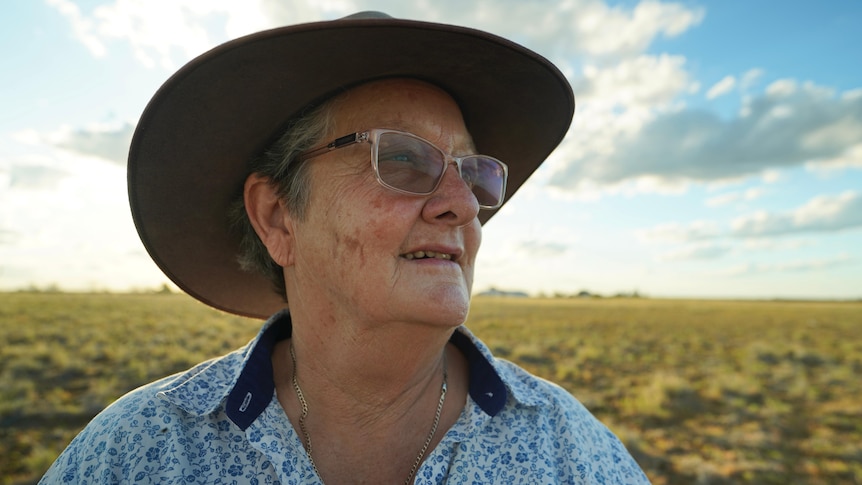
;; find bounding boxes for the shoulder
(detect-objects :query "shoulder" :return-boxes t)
[488,359,651,484]
[493,358,611,437]
[495,358,580,406]
[39,376,174,483]
[39,353,242,484]
[458,328,614,437]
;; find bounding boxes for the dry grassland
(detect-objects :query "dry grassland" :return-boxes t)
[1,292,860,484]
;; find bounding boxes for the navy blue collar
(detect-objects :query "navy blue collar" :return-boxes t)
[226,312,507,430]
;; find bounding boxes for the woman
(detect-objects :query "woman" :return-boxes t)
[42,12,649,484]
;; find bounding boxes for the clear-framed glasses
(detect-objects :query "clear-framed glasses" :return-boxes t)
[295,129,509,209]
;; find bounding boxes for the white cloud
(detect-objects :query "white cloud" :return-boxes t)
[49,0,706,71]
[637,220,721,243]
[51,123,136,165]
[577,54,695,110]
[642,191,862,245]
[706,75,736,100]
[570,0,704,59]
[0,228,18,245]
[9,165,69,189]
[515,240,570,258]
[705,187,765,207]
[46,0,108,57]
[335,0,705,63]
[740,68,764,90]
[13,124,134,166]
[709,263,750,277]
[550,81,862,192]
[47,0,275,69]
[658,242,731,261]
[0,148,160,291]
[741,239,813,251]
[765,79,798,97]
[732,191,862,237]
[712,254,853,277]
[10,129,42,145]
[806,143,862,171]
[761,170,783,184]
[801,117,862,152]
[772,254,853,272]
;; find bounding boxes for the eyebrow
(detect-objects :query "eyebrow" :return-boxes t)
[374,120,478,155]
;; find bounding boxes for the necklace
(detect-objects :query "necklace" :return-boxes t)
[289,344,448,485]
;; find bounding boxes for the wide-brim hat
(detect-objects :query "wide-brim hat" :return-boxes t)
[129,12,574,319]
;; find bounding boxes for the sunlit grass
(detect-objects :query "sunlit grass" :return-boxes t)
[1,293,860,484]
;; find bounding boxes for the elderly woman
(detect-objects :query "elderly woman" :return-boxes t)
[42,12,649,485]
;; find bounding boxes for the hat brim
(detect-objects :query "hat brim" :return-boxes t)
[129,15,574,319]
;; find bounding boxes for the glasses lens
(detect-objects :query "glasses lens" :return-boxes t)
[375,132,445,194]
[460,156,507,208]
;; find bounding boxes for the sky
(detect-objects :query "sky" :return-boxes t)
[1,0,860,300]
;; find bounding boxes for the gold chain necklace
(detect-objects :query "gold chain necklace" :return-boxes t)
[289,344,448,485]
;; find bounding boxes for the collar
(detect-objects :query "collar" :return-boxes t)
[159,310,516,431]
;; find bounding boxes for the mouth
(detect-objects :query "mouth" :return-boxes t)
[400,250,455,261]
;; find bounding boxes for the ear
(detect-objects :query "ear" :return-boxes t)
[244,174,295,267]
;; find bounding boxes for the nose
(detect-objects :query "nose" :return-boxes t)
[422,160,480,225]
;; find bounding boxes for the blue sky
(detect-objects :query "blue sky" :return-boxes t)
[1,0,860,299]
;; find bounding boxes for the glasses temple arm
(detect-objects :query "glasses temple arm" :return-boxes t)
[295,132,366,162]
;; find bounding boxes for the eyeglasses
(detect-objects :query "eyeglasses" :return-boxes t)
[295,129,508,209]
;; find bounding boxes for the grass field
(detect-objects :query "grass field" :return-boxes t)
[1,292,860,484]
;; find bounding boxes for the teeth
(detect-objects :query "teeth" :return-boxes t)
[403,251,452,260]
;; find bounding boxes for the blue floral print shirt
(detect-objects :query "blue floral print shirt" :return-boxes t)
[41,310,650,484]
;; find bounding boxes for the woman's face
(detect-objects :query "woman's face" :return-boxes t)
[285,78,482,328]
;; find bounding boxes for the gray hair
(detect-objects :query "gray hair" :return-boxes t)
[228,101,334,300]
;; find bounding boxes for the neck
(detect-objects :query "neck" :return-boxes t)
[283,287,459,407]
[290,341,448,485]
[271,304,469,484]
[289,313,453,418]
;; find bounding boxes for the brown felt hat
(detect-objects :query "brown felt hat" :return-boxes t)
[128,12,574,319]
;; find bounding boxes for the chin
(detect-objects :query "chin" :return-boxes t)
[420,284,472,326]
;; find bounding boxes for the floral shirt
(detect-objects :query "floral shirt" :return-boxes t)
[41,310,649,484]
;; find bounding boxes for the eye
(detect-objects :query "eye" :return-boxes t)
[376,134,446,193]
[380,148,423,165]
[460,165,477,188]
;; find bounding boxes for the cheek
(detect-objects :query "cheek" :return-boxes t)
[466,220,482,261]
[315,166,422,272]
[326,190,398,272]
[326,210,367,276]
[330,231,365,270]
